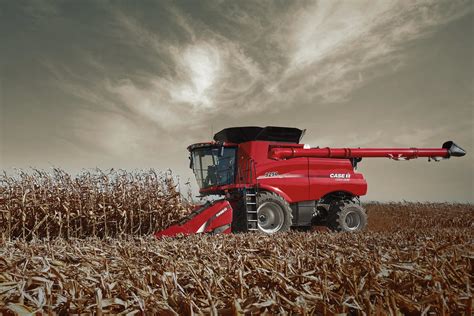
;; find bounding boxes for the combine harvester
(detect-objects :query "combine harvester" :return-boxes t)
[156,126,465,237]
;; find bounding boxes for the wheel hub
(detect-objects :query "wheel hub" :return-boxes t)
[345,210,361,230]
[257,202,284,233]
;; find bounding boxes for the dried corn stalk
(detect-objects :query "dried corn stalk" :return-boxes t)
[0,169,191,240]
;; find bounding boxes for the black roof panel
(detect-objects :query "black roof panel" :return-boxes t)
[213,126,304,144]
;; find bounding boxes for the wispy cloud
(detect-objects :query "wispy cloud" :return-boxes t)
[36,0,472,155]
[268,0,472,104]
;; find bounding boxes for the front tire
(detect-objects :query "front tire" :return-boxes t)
[256,192,293,234]
[327,201,367,232]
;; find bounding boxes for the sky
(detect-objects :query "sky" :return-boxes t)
[0,0,473,202]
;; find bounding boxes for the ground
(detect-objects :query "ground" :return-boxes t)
[0,203,473,315]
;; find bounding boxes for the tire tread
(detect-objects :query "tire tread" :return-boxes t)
[256,192,293,233]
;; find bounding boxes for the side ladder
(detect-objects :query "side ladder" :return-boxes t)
[245,188,258,231]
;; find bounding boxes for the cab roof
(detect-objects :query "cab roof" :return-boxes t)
[213,126,305,144]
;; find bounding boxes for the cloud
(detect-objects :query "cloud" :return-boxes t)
[36,0,472,155]
[269,0,472,104]
[171,44,221,108]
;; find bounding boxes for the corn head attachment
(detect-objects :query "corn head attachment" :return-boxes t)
[155,200,232,238]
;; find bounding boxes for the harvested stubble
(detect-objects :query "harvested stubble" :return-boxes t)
[0,204,473,315]
[0,169,190,240]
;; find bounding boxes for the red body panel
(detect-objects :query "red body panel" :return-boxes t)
[154,200,232,237]
[200,141,368,202]
[308,158,367,200]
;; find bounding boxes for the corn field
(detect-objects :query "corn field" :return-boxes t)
[0,169,473,315]
[0,169,191,240]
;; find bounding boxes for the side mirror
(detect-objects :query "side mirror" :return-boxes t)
[189,155,194,169]
[220,146,225,157]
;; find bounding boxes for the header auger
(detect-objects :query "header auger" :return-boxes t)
[155,126,465,237]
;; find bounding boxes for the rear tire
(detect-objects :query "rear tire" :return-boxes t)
[256,192,293,234]
[327,201,367,232]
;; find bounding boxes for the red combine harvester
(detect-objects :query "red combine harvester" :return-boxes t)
[155,126,465,237]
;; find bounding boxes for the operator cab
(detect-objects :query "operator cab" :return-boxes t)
[188,144,237,190]
[188,126,305,191]
[188,127,305,191]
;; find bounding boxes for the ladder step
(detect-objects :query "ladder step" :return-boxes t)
[245,189,258,232]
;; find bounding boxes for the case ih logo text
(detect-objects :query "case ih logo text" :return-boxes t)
[330,173,351,179]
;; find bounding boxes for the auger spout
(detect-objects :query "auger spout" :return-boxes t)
[442,141,466,157]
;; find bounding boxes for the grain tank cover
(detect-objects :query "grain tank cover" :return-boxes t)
[213,126,304,144]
